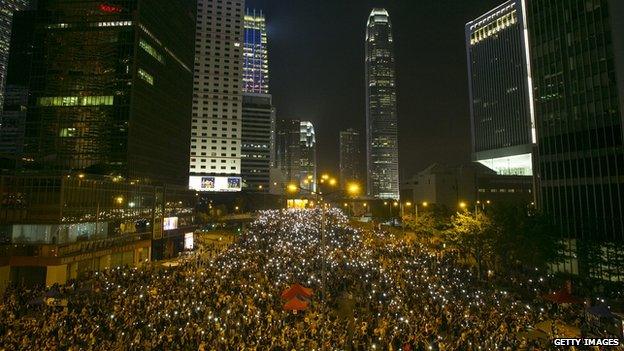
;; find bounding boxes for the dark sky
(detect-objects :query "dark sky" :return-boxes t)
[246,0,502,178]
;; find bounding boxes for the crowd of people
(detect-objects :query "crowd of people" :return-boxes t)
[0,209,606,350]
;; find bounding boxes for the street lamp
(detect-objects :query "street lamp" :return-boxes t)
[346,182,361,197]
[115,196,124,205]
[459,201,467,210]
[287,183,299,194]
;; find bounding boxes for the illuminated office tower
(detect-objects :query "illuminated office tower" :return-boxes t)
[7,0,194,186]
[465,0,536,176]
[365,8,399,200]
[190,0,245,192]
[299,121,316,192]
[527,0,624,245]
[243,9,268,94]
[0,0,30,110]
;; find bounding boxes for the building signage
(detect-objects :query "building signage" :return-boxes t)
[189,176,242,192]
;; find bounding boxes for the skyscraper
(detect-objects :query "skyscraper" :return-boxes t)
[190,0,244,192]
[299,121,316,192]
[241,93,275,191]
[365,8,400,200]
[339,128,362,187]
[243,9,269,94]
[465,1,536,176]
[0,0,30,110]
[7,0,195,186]
[527,0,624,248]
[274,118,301,188]
[241,7,275,192]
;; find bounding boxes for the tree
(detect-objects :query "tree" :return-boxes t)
[489,204,563,274]
[402,212,437,243]
[445,211,496,278]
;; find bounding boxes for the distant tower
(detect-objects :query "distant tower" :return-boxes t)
[365,8,400,200]
[299,121,316,192]
[339,129,362,187]
[0,0,31,110]
[243,9,269,94]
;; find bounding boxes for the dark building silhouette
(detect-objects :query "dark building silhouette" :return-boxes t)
[339,128,362,187]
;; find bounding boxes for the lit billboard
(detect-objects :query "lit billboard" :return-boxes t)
[163,217,178,230]
[184,232,194,250]
[189,176,242,192]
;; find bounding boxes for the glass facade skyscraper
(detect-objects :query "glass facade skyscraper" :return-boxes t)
[0,0,30,111]
[466,0,536,176]
[7,0,195,186]
[527,0,624,278]
[365,8,399,200]
[243,9,269,94]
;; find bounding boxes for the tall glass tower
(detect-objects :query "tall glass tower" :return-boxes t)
[243,9,269,94]
[527,0,624,263]
[465,0,536,177]
[365,8,399,200]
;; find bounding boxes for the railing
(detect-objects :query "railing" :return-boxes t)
[0,232,153,258]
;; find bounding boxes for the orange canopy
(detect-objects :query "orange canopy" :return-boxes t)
[283,297,309,311]
[281,283,313,300]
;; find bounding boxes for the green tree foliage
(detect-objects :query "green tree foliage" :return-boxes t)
[446,211,496,278]
[439,204,564,278]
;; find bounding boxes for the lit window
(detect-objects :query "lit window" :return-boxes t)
[138,68,154,85]
[139,39,165,64]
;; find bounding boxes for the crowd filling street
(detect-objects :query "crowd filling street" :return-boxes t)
[0,209,618,350]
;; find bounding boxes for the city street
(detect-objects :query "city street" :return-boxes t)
[0,209,596,350]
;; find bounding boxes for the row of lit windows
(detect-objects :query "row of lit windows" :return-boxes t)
[470,10,518,45]
[38,96,114,107]
[138,68,154,85]
[139,39,164,63]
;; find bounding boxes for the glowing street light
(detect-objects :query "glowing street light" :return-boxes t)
[346,182,361,197]
[459,201,467,210]
[287,183,298,193]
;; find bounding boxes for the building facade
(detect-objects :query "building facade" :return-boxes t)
[0,174,197,291]
[190,0,244,190]
[365,8,400,200]
[6,0,195,186]
[526,0,624,278]
[241,93,275,191]
[339,128,362,187]
[465,0,536,176]
[299,121,316,192]
[243,9,269,94]
[0,0,30,111]
[400,163,533,210]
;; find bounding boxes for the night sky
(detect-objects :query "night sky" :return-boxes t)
[246,0,503,179]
